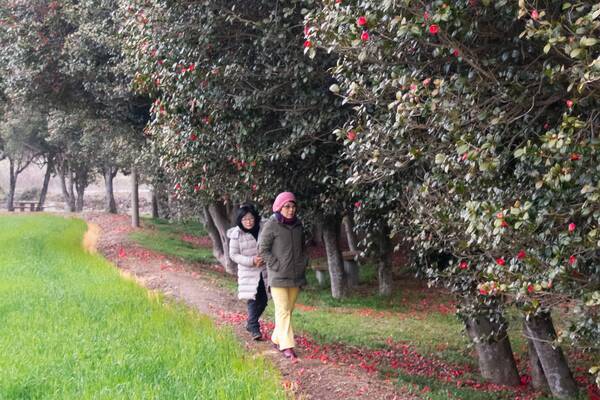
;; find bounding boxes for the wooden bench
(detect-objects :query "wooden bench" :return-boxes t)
[14,201,44,212]
[310,250,360,288]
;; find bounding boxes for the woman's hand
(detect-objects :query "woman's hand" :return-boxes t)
[253,256,264,267]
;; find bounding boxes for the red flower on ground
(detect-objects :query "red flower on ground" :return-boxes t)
[517,250,526,260]
[429,24,440,35]
[354,201,362,208]
[566,99,574,108]
[531,9,539,20]
[459,261,468,270]
[570,153,581,161]
[568,222,576,232]
[360,31,369,41]
[500,220,509,228]
[496,257,506,266]
[347,130,357,141]
[569,255,576,265]
[527,284,535,293]
[174,183,181,190]
[303,40,312,48]
[452,48,460,57]
[357,16,367,26]
[335,0,341,3]
[479,288,488,295]
[424,11,430,21]
[189,133,197,141]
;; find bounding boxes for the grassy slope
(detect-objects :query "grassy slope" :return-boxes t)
[0,215,284,399]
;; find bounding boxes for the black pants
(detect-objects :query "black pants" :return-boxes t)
[247,275,268,331]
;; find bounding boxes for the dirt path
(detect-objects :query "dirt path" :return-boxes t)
[83,212,414,400]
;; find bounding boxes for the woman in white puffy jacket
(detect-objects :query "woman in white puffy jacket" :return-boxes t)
[227,203,267,340]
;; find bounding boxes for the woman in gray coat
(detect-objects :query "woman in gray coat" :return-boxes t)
[227,203,266,340]
[258,192,308,361]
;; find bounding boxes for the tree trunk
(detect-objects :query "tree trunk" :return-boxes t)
[375,224,393,296]
[103,166,117,214]
[523,312,578,399]
[131,166,140,228]
[75,179,86,212]
[66,168,76,212]
[7,159,17,211]
[202,204,226,266]
[342,213,359,252]
[208,201,236,275]
[524,320,550,393]
[464,307,521,386]
[37,157,53,211]
[151,186,159,218]
[322,215,347,299]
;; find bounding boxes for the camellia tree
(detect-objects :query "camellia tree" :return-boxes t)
[120,0,356,296]
[308,0,599,395]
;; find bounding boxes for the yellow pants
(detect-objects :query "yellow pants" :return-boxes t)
[270,287,300,350]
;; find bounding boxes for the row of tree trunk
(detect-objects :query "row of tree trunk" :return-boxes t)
[465,306,577,398]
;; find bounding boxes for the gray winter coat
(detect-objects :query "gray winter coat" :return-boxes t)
[258,214,308,288]
[227,226,267,300]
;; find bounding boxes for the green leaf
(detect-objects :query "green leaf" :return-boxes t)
[543,43,552,54]
[569,48,583,58]
[580,37,598,47]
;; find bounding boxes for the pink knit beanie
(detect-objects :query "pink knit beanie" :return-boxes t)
[272,192,296,212]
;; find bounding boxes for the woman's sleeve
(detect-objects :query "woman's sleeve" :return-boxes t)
[229,237,254,267]
[258,222,277,265]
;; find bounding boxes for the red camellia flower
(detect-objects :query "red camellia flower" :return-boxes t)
[531,9,539,20]
[452,48,460,57]
[527,284,535,293]
[354,201,362,208]
[479,288,488,296]
[336,0,342,3]
[459,261,468,270]
[303,40,312,48]
[566,99,574,108]
[422,78,431,87]
[429,24,440,35]
[568,222,576,232]
[193,184,200,192]
[361,31,370,41]
[347,130,357,141]
[189,133,197,141]
[500,220,509,228]
[496,257,506,266]
[569,255,576,265]
[517,250,526,260]
[174,183,181,190]
[496,212,504,219]
[570,153,581,161]
[357,16,367,26]
[187,63,195,72]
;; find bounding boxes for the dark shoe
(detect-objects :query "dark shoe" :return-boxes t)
[251,329,262,341]
[282,348,297,361]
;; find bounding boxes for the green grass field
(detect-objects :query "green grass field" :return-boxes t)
[129,217,215,264]
[0,215,284,399]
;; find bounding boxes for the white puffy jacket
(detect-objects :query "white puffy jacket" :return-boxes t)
[227,226,267,300]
